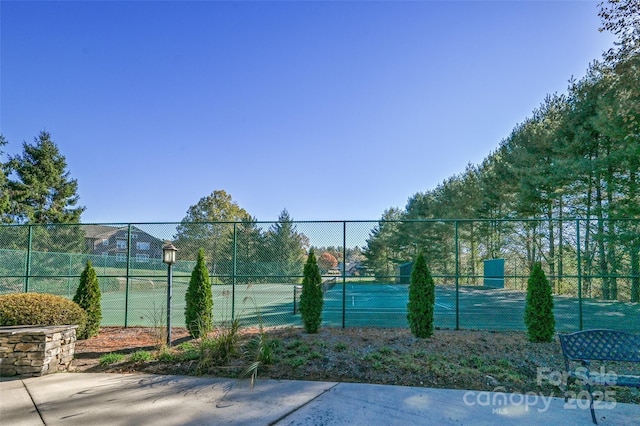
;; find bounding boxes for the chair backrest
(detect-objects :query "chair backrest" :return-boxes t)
[559,329,640,363]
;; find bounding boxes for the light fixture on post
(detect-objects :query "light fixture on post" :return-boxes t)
[162,243,178,347]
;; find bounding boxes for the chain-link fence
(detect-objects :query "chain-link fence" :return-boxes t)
[0,219,638,332]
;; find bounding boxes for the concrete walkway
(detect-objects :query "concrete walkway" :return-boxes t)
[1,373,639,425]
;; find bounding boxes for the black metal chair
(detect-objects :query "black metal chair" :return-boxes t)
[559,329,640,424]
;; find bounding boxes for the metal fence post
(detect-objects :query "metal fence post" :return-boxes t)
[125,224,132,327]
[342,221,347,329]
[24,225,33,293]
[455,220,459,330]
[68,252,73,298]
[232,222,237,321]
[576,218,583,330]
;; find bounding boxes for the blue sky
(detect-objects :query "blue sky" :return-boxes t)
[1,1,615,224]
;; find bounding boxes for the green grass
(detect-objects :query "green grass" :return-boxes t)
[99,352,125,366]
[130,350,154,362]
[285,357,306,367]
[307,350,323,360]
[174,341,199,361]
[157,350,175,362]
[334,342,348,351]
[378,346,393,356]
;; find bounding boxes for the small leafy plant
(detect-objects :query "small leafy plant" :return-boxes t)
[176,341,199,361]
[130,350,154,362]
[198,319,241,371]
[157,349,176,362]
[143,301,168,350]
[334,342,348,351]
[99,352,125,366]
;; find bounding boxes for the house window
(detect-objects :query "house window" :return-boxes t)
[136,254,149,263]
[116,239,127,250]
[131,233,138,239]
[116,253,127,262]
[136,241,150,251]
[102,238,109,246]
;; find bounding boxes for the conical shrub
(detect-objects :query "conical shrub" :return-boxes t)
[185,248,213,338]
[299,250,323,333]
[524,262,555,342]
[407,252,435,338]
[73,260,102,339]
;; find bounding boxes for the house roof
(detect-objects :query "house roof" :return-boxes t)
[83,225,121,239]
[84,225,165,242]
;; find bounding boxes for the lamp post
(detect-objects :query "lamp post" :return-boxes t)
[162,243,178,347]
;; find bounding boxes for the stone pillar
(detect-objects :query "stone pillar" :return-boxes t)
[0,325,78,377]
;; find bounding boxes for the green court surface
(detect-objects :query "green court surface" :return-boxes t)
[322,283,640,332]
[100,281,301,328]
[98,281,640,332]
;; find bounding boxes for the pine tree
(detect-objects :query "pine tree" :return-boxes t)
[267,209,307,283]
[8,131,84,224]
[524,262,556,342]
[185,248,213,338]
[407,252,435,338]
[0,135,10,222]
[73,260,102,339]
[299,250,323,333]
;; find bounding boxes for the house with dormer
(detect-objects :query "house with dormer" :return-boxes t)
[84,225,164,263]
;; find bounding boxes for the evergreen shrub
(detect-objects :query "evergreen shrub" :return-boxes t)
[73,260,102,339]
[524,262,556,342]
[299,250,323,333]
[185,248,213,338]
[407,252,435,338]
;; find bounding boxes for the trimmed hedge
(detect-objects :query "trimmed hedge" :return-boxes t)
[0,293,88,338]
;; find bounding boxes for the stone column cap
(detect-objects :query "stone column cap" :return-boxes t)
[0,325,79,335]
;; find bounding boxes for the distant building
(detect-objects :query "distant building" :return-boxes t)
[346,261,363,276]
[336,261,364,276]
[84,225,164,263]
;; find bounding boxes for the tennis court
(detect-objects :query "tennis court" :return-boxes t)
[100,280,640,332]
[320,283,640,332]
[100,280,301,328]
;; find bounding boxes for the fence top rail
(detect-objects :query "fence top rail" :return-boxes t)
[1,217,639,228]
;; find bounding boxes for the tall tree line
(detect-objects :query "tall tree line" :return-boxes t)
[174,192,309,284]
[364,1,640,301]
